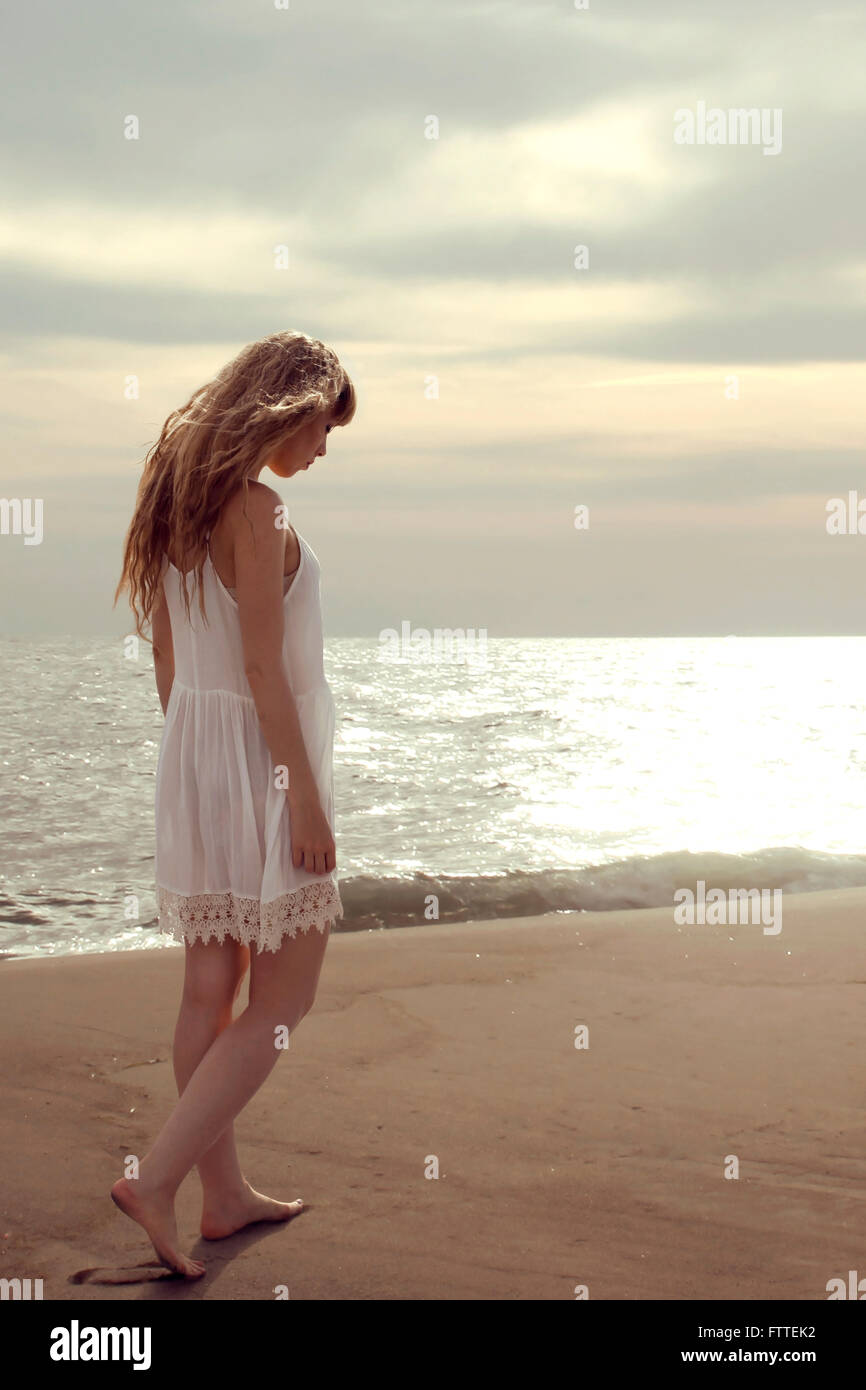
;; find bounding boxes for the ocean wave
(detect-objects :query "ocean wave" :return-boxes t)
[331,847,866,929]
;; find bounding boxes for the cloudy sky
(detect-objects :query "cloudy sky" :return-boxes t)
[1,0,864,637]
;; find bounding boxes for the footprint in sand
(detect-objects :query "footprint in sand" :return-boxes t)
[68,1261,185,1285]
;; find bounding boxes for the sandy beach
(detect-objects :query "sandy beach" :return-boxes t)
[1,887,862,1302]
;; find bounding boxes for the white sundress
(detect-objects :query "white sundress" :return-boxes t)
[153,528,343,952]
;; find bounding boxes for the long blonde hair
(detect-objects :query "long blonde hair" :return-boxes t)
[115,330,356,638]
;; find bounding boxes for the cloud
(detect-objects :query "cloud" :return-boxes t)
[3,0,865,635]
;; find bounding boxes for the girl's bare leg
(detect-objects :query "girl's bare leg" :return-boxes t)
[171,939,248,1204]
[111,921,330,1276]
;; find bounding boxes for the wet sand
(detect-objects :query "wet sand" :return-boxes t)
[0,887,862,1300]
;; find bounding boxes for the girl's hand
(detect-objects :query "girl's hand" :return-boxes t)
[287,789,336,874]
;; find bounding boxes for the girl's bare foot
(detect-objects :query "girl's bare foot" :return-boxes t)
[111,1177,205,1279]
[200,1181,304,1240]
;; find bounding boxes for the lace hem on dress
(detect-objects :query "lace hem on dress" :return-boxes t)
[156,879,342,953]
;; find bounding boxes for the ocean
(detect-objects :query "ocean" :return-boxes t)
[2,634,865,959]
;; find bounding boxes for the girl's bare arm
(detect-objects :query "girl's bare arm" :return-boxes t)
[232,482,335,873]
[151,582,174,716]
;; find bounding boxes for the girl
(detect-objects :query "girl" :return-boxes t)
[112,330,356,1277]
